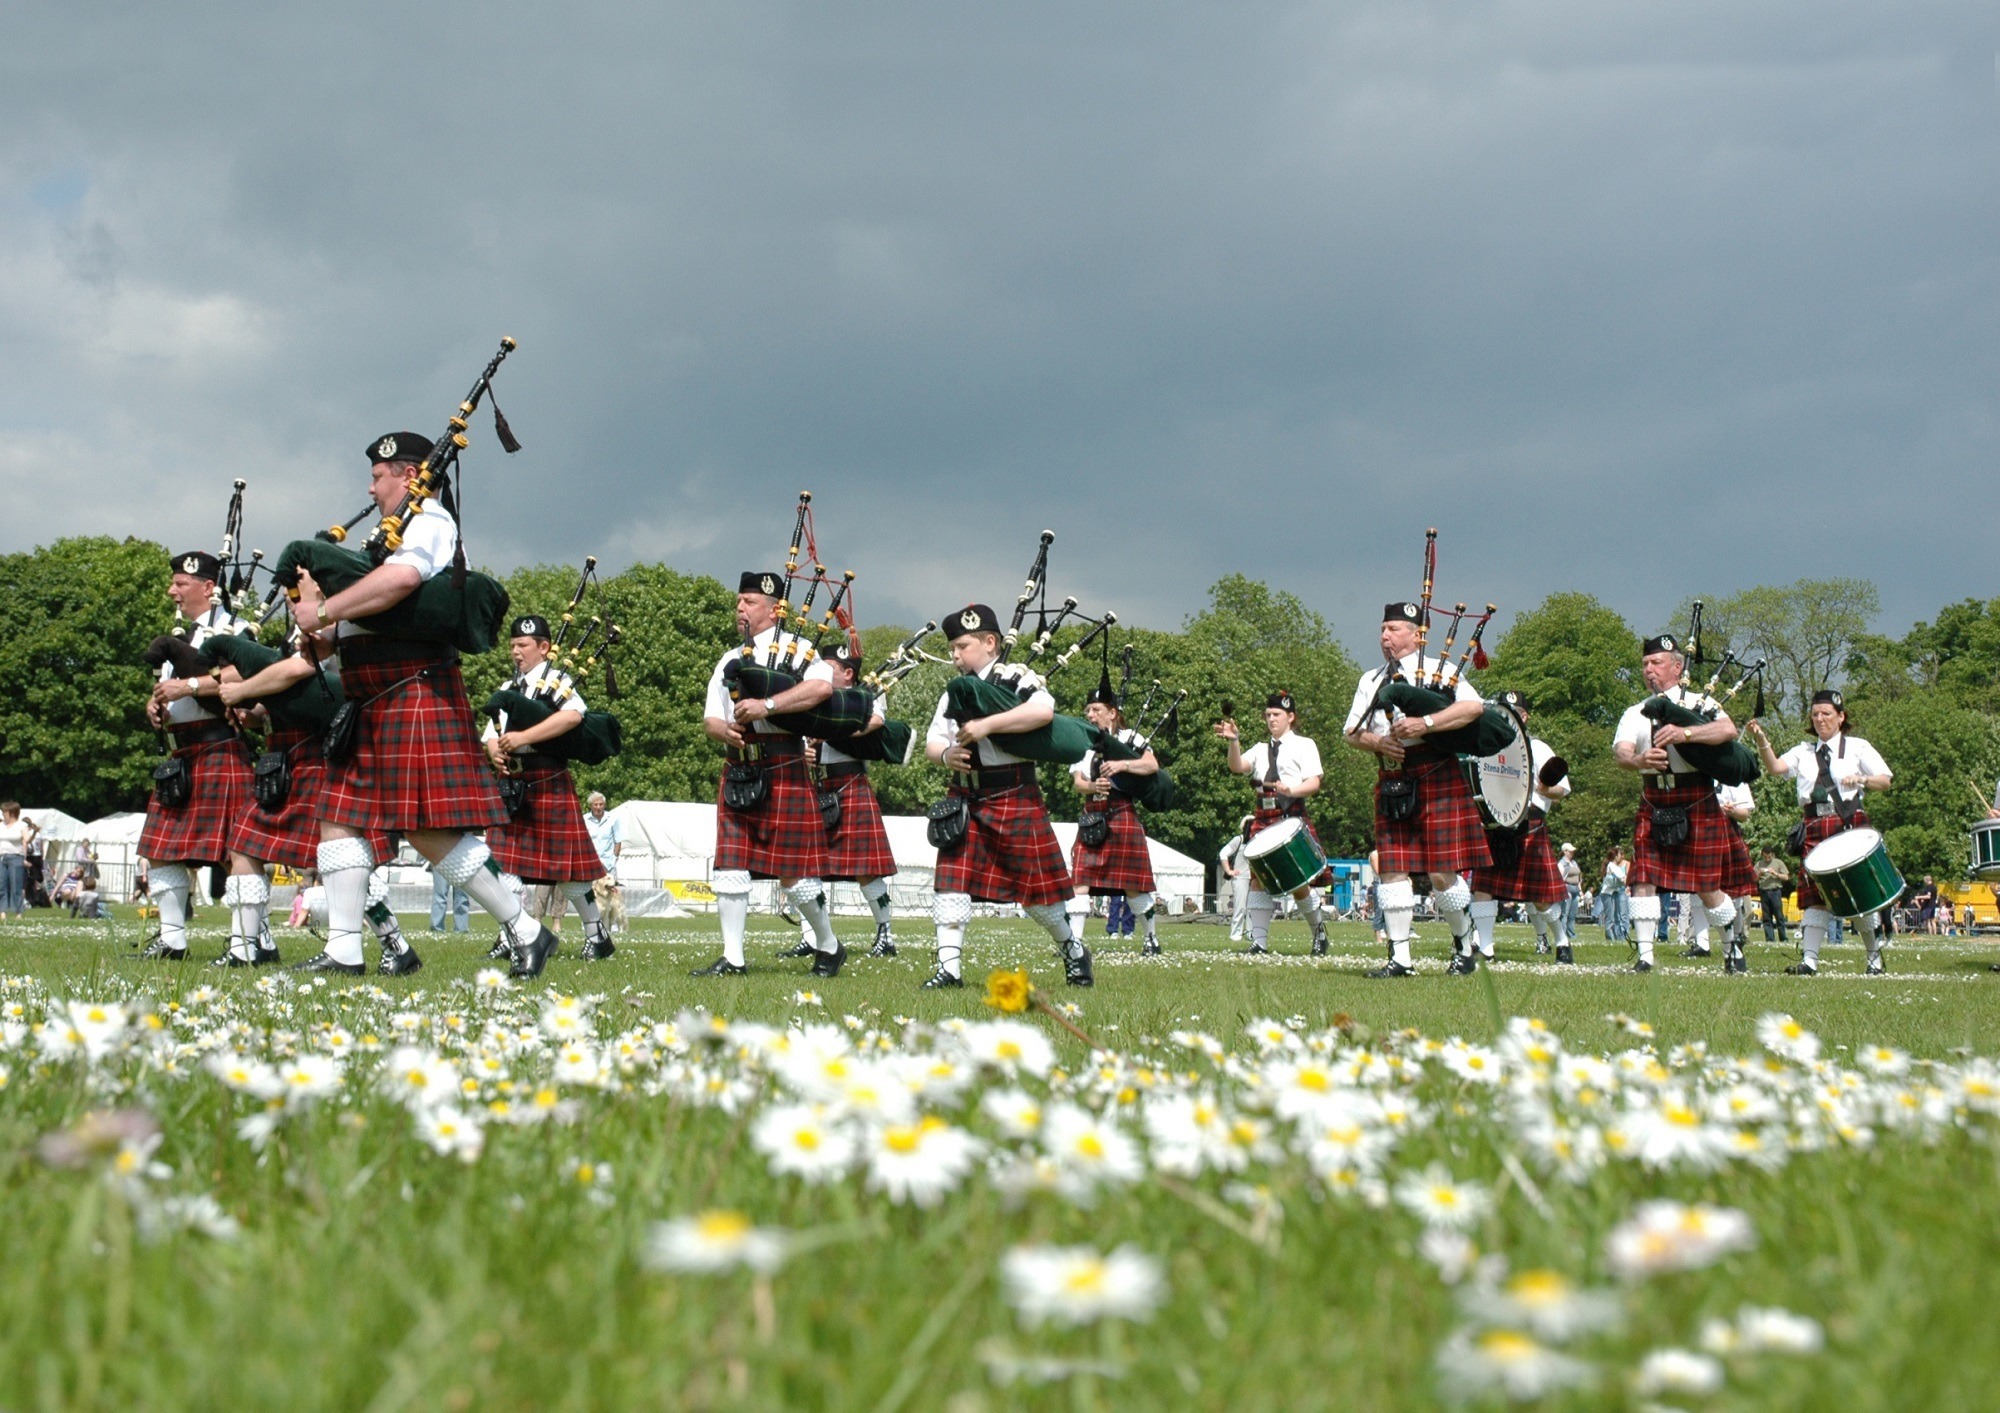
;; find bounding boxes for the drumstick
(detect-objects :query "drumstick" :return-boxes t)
[1973,778,1996,815]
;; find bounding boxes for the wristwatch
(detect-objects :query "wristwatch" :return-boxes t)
[762,697,776,714]
[1423,714,1434,730]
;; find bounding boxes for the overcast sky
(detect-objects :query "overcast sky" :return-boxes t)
[2,3,1993,656]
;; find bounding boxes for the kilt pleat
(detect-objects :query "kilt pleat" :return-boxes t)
[1374,755,1492,875]
[1631,782,1757,895]
[821,772,898,881]
[140,735,253,863]
[1070,797,1156,895]
[1795,808,1871,911]
[1468,817,1568,904]
[934,782,1073,908]
[714,757,831,880]
[488,758,607,883]
[318,653,505,833]
[225,729,385,869]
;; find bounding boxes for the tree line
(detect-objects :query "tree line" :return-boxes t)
[3,538,1994,891]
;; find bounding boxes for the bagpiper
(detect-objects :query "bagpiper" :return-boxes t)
[798,641,901,958]
[1068,665,1165,955]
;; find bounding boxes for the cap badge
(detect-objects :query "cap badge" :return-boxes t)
[1402,602,1417,617]
[375,436,398,460]
[959,608,981,631]
[760,574,778,595]
[1660,635,1676,652]
[180,555,200,574]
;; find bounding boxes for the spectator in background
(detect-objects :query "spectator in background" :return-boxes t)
[583,793,627,935]
[1938,896,1956,937]
[1218,817,1252,943]
[1914,876,1939,935]
[1756,848,1792,942]
[1599,846,1630,942]
[429,870,471,933]
[1557,843,1583,941]
[0,803,37,919]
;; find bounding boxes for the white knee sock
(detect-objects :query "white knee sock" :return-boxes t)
[152,863,191,953]
[1537,903,1566,947]
[437,836,534,952]
[1379,879,1416,967]
[1300,888,1325,935]
[562,881,606,943]
[1065,895,1091,938]
[1025,901,1085,959]
[1470,899,1499,959]
[1630,896,1661,964]
[790,879,837,953]
[1127,891,1158,944]
[1436,877,1473,955]
[713,870,752,967]
[933,892,972,978]
[1856,910,1881,961]
[363,867,409,954]
[319,838,373,967]
[1704,896,1735,955]
[1248,891,1275,949]
[861,878,894,928]
[230,874,270,962]
[1802,908,1830,966]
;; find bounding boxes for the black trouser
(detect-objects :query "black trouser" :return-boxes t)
[1759,888,1789,941]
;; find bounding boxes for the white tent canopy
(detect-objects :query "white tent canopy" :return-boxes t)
[23,808,88,841]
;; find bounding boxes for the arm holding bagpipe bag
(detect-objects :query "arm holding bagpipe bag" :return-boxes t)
[942,672,1108,766]
[198,633,346,735]
[1376,679,1519,757]
[269,539,511,655]
[723,657,880,741]
[481,689,624,766]
[1638,694,1761,786]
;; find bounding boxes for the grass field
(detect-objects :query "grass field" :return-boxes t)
[3,904,2000,1410]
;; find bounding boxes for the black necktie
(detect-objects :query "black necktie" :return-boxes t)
[1264,739,1281,785]
[1811,743,1833,803]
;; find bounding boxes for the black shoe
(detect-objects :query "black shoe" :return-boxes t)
[1784,962,1818,976]
[1682,944,1711,958]
[1142,937,1162,957]
[211,952,258,969]
[776,939,816,960]
[486,936,514,961]
[810,942,847,979]
[582,934,616,962]
[508,923,560,979]
[1064,946,1094,987]
[920,968,964,989]
[868,924,897,958]
[690,956,748,978]
[139,938,188,961]
[1309,924,1329,957]
[1633,959,1654,973]
[1446,953,1478,976]
[1555,945,1575,966]
[378,944,424,977]
[1366,961,1415,978]
[290,951,364,976]
[1866,956,1885,976]
[1240,943,1269,956]
[254,945,282,967]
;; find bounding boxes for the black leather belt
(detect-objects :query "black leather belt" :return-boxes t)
[734,738,803,763]
[339,637,459,668]
[169,723,236,746]
[822,761,868,780]
[958,763,1037,793]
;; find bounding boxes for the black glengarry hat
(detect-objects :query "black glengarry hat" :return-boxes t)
[367,432,434,465]
[946,603,1001,639]
[1266,689,1297,714]
[1383,601,1421,624]
[1086,667,1120,708]
[1811,688,1845,709]
[827,641,861,670]
[739,570,784,598]
[171,550,221,581]
[510,614,552,641]
[1642,633,1680,656]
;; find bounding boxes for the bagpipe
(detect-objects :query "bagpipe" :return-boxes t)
[939,531,1125,768]
[1637,599,1764,786]
[819,621,941,767]
[1362,528,1517,756]
[482,556,625,765]
[261,339,521,653]
[1090,645,1185,812]
[721,492,887,744]
[197,634,344,735]
[216,478,269,620]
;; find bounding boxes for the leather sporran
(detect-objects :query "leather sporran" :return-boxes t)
[1650,804,1692,849]
[1784,817,1809,857]
[1379,775,1420,823]
[723,761,768,812]
[1077,810,1111,848]
[498,775,531,821]
[322,702,362,767]
[817,787,842,831]
[252,750,293,811]
[1486,826,1524,870]
[926,795,969,851]
[152,756,191,809]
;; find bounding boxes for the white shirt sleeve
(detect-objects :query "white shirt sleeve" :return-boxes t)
[926,690,956,754]
[1851,738,1890,783]
[382,499,458,581]
[704,651,735,723]
[1450,672,1482,705]
[1344,669,1386,735]
[1293,735,1324,779]
[1613,704,1653,758]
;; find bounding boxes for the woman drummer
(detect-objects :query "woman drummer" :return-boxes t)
[1217,690,1330,956]
[1747,688,1893,976]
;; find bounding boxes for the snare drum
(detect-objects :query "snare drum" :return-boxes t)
[1802,827,1905,919]
[1972,818,2000,880]
[1461,696,1533,830]
[1244,818,1327,897]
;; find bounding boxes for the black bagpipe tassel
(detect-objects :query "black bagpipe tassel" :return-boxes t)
[602,651,620,701]
[490,394,522,454]
[450,460,468,589]
[1753,669,1766,722]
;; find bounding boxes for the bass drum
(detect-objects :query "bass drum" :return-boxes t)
[1971,818,2000,880]
[1803,827,1905,919]
[1460,696,1533,831]
[1243,818,1327,896]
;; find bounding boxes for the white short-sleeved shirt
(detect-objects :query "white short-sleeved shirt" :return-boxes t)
[383,498,459,581]
[1345,654,1482,736]
[1612,686,1726,777]
[1219,833,1248,869]
[817,692,889,766]
[1715,781,1755,815]
[704,630,835,736]
[1240,731,1324,791]
[485,660,586,745]
[1774,733,1889,806]
[1527,735,1568,815]
[162,603,253,725]
[927,660,1056,769]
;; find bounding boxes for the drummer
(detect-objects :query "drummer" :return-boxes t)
[1465,691,1573,967]
[1217,691,1331,956]
[1747,689,1893,976]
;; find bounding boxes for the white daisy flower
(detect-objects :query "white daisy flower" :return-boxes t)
[644,1210,790,1275]
[1604,1201,1756,1280]
[415,1105,485,1163]
[207,1051,285,1101]
[1000,1243,1165,1327]
[1756,1013,1821,1065]
[1469,1268,1621,1342]
[1728,1305,1825,1354]
[1041,1103,1145,1193]
[277,1054,343,1106]
[1394,1163,1492,1231]
[981,1088,1044,1139]
[1435,1328,1594,1403]
[865,1118,982,1208]
[959,1020,1057,1078]
[385,1047,461,1109]
[1632,1348,1724,1396]
[473,969,511,991]
[752,1102,859,1182]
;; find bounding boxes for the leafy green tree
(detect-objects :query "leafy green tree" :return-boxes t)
[1677,579,1879,727]
[0,537,176,819]
[1851,693,2000,884]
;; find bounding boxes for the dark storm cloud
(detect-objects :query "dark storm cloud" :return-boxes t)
[0,2,1993,656]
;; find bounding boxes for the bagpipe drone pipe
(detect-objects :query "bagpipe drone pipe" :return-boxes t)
[269,538,511,655]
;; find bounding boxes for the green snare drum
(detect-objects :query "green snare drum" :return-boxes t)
[1244,818,1326,896]
[1971,819,2000,880]
[1803,826,1904,919]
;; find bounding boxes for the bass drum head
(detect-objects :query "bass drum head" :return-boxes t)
[1805,826,1885,874]
[1469,697,1533,830]
[1244,817,1303,861]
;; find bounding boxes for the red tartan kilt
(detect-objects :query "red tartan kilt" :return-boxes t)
[1468,817,1568,904]
[1374,755,1492,875]
[1631,782,1757,895]
[1795,808,1871,911]
[319,651,505,834]
[1071,798,1156,895]
[714,757,831,880]
[225,731,391,868]
[487,758,606,883]
[934,782,1073,908]
[140,735,253,863]
[821,772,898,882]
